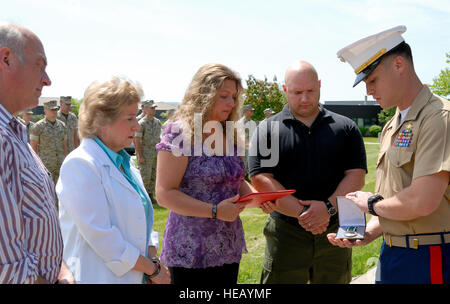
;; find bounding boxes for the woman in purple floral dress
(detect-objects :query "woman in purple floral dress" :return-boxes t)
[155,64,261,284]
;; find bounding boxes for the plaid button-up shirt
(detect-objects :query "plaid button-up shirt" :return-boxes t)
[0,104,63,284]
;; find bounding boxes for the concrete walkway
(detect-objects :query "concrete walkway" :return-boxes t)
[350,266,377,284]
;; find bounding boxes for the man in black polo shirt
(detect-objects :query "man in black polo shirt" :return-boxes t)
[249,61,367,284]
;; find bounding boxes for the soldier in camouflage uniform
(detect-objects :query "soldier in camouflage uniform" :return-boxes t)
[237,104,257,177]
[57,96,79,153]
[134,100,162,199]
[162,108,175,131]
[20,109,35,143]
[30,100,67,195]
[263,107,276,118]
[136,99,156,121]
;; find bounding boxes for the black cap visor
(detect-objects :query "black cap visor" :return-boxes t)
[353,57,383,87]
[352,41,407,87]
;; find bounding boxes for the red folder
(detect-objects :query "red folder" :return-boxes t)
[236,190,296,208]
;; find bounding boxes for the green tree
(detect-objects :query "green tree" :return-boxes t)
[71,98,82,117]
[430,52,450,98]
[378,106,396,126]
[243,75,287,121]
[159,111,169,123]
[369,125,382,137]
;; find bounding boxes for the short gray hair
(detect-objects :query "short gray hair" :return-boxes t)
[0,22,26,63]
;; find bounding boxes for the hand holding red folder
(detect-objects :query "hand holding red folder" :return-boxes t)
[236,190,296,208]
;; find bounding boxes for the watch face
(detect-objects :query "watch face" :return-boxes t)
[329,206,337,216]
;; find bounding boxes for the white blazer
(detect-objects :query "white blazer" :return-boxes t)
[56,138,158,284]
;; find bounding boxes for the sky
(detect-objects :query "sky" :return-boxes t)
[3,0,450,103]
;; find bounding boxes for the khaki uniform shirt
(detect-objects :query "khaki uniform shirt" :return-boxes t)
[57,111,78,153]
[375,86,450,235]
[30,118,67,171]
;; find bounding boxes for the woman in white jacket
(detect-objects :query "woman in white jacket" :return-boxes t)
[56,76,170,284]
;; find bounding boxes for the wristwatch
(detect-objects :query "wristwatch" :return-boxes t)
[323,200,337,216]
[367,194,384,216]
[147,256,161,279]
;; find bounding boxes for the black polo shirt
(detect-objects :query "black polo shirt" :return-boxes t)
[248,103,367,203]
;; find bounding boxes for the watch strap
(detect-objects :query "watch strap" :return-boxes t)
[147,257,161,279]
[368,194,384,216]
[324,200,337,216]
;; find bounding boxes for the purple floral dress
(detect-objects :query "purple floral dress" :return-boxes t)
[155,121,247,268]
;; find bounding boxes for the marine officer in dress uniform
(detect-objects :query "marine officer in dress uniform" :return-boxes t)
[57,96,79,153]
[30,99,67,195]
[134,99,162,200]
[327,25,450,284]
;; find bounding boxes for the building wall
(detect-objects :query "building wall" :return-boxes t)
[322,104,382,127]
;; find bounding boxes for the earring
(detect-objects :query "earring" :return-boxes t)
[101,133,105,139]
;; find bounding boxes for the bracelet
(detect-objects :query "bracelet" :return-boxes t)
[212,204,217,219]
[147,257,161,279]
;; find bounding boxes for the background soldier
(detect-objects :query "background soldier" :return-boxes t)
[134,99,162,200]
[30,99,67,193]
[136,99,156,121]
[57,96,79,153]
[162,108,175,128]
[20,109,35,143]
[263,107,275,118]
[237,104,257,176]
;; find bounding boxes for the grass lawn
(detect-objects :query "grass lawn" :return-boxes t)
[153,137,382,283]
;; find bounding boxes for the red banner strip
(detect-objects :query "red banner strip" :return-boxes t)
[429,246,443,284]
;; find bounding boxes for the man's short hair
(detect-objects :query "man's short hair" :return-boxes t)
[0,22,25,63]
[384,41,414,65]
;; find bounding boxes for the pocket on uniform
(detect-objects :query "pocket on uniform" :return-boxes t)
[376,151,386,168]
[387,147,413,168]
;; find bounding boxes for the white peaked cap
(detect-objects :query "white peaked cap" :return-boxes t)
[337,25,407,87]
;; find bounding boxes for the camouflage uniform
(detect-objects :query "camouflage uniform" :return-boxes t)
[237,105,257,175]
[20,109,35,143]
[25,121,35,143]
[16,116,33,143]
[30,118,67,188]
[263,107,276,118]
[135,116,162,196]
[57,110,78,153]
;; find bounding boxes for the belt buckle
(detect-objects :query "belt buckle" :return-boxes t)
[412,238,419,250]
[385,234,392,247]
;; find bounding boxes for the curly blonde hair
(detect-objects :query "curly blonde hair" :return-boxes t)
[78,76,143,139]
[172,63,244,145]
